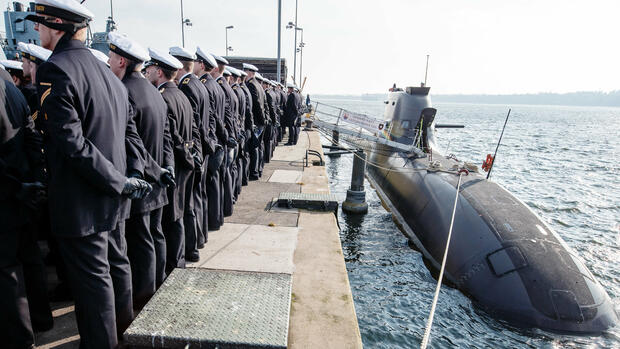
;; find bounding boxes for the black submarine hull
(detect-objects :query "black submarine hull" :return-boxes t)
[362,88,618,333]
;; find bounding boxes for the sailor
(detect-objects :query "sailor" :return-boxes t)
[238,69,253,186]
[213,54,238,217]
[18,43,51,130]
[277,83,287,143]
[262,78,277,161]
[229,67,246,197]
[284,83,301,145]
[145,48,195,275]
[193,47,226,231]
[271,80,282,149]
[170,45,213,260]
[0,59,37,109]
[0,71,47,349]
[108,33,176,308]
[26,0,152,346]
[0,61,13,82]
[243,63,267,179]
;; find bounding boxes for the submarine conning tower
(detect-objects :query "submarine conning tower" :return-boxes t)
[384,86,437,149]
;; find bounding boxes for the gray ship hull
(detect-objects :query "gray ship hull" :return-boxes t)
[360,88,618,333]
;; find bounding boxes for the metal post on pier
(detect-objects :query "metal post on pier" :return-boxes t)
[342,149,368,214]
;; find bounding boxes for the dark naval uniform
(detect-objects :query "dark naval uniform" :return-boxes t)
[246,76,267,178]
[240,82,254,185]
[178,72,213,257]
[284,91,301,144]
[159,80,195,274]
[36,38,146,347]
[0,79,47,349]
[200,73,227,230]
[217,75,239,216]
[232,83,246,196]
[278,88,287,142]
[123,71,173,306]
[264,88,278,160]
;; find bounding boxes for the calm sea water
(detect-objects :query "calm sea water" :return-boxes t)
[316,97,620,348]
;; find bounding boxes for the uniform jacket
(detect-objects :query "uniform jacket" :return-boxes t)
[0,79,44,230]
[36,38,146,237]
[200,73,228,145]
[178,72,215,156]
[159,81,194,221]
[240,83,254,131]
[283,92,300,127]
[123,71,172,214]
[216,76,239,140]
[278,89,287,120]
[245,76,266,126]
[265,89,277,124]
[232,83,246,132]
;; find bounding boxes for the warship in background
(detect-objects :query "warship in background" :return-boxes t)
[1,1,116,60]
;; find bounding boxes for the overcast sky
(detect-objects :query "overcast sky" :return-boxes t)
[6,0,620,95]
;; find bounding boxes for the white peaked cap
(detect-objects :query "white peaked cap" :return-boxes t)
[148,47,183,70]
[169,46,196,61]
[196,46,217,68]
[89,48,110,66]
[108,32,150,62]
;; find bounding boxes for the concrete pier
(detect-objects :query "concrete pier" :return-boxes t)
[34,130,362,348]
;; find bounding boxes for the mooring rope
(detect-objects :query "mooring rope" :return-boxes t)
[420,168,468,349]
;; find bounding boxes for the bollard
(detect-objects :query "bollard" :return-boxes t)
[342,149,368,214]
[329,130,341,157]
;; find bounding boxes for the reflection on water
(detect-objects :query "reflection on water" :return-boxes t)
[321,98,620,348]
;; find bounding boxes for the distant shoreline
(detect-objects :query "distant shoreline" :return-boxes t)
[313,91,620,108]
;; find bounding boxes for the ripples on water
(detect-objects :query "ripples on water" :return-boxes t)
[319,98,620,348]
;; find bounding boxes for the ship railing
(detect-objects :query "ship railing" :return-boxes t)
[307,101,425,157]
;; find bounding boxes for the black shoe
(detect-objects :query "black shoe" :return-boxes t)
[249,175,259,181]
[186,254,200,263]
[197,242,205,249]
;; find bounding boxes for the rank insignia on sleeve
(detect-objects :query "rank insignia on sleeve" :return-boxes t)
[40,87,51,105]
[200,78,206,83]
[182,78,190,85]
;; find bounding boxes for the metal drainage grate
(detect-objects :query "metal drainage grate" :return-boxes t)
[124,268,292,348]
[277,192,339,212]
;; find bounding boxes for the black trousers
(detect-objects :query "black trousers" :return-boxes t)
[162,216,185,275]
[57,223,133,349]
[126,210,157,309]
[195,156,208,247]
[183,170,198,260]
[207,166,222,231]
[249,126,263,178]
[263,124,272,164]
[149,208,166,288]
[288,126,297,145]
[223,146,235,217]
[1,226,34,349]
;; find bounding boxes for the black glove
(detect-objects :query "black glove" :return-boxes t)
[226,137,237,147]
[160,166,176,187]
[122,177,152,199]
[16,182,46,210]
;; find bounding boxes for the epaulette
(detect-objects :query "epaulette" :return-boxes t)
[200,78,207,83]
[218,80,223,85]
[159,88,166,93]
[232,85,238,90]
[182,77,190,85]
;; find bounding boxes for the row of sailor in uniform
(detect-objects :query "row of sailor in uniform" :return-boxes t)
[0,0,305,348]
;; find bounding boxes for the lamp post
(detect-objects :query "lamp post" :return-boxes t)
[225,25,234,56]
[180,0,192,47]
[286,21,298,84]
[296,27,304,88]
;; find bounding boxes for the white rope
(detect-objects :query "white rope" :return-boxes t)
[420,171,465,349]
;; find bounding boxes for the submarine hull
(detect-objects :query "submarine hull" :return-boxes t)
[361,88,618,333]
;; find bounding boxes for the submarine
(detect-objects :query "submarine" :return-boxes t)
[358,86,618,333]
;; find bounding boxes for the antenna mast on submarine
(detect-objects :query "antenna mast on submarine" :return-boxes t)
[423,54,430,86]
[106,0,116,32]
